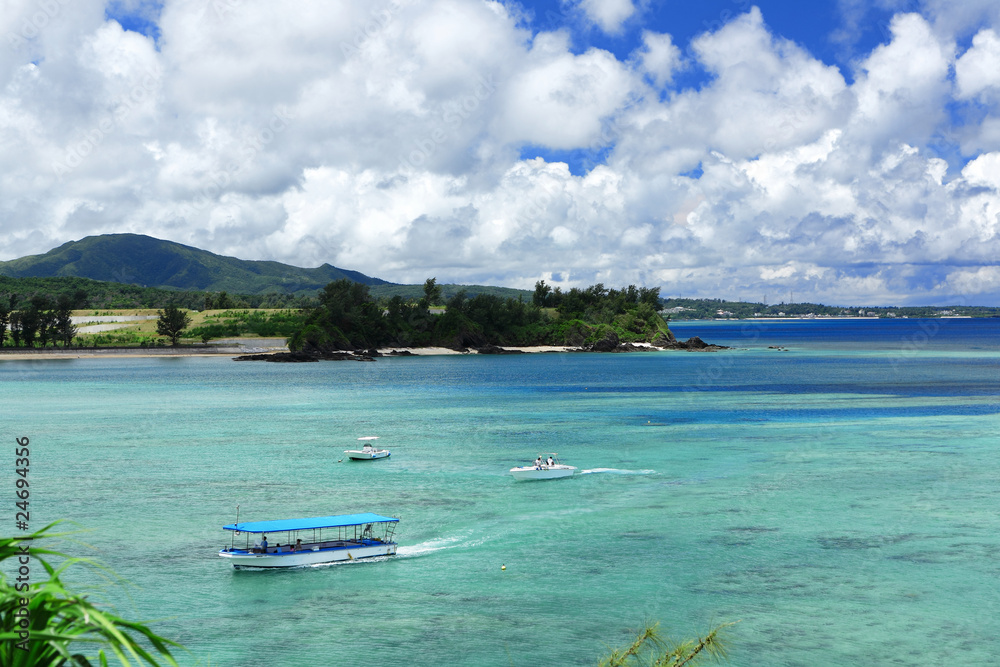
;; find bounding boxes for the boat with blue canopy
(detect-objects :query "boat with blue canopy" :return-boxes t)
[218,511,399,569]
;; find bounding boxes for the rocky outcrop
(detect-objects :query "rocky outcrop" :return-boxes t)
[584,331,728,353]
[651,330,677,347]
[476,344,525,354]
[657,335,728,351]
[234,349,376,362]
[452,328,488,349]
[589,330,620,352]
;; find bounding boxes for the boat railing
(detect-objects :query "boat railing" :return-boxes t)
[228,538,395,555]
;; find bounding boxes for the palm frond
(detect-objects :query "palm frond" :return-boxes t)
[0,522,183,667]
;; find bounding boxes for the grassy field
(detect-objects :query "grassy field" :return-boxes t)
[69,308,301,347]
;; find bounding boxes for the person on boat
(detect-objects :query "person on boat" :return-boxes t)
[260,536,268,553]
[534,456,542,469]
[547,456,554,466]
[295,539,303,551]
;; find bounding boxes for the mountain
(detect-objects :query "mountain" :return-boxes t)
[0,234,392,295]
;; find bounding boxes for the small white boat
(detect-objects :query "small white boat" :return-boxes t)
[510,453,577,481]
[218,512,399,569]
[344,436,391,460]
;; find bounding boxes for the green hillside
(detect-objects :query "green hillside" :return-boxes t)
[0,275,311,310]
[0,233,391,295]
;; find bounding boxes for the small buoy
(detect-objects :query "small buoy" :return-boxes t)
[501,564,506,571]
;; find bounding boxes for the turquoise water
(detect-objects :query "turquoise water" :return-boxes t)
[3,319,1000,665]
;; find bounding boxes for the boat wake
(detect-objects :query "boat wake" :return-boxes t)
[578,468,657,475]
[395,534,468,559]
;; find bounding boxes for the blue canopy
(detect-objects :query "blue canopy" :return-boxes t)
[223,512,398,534]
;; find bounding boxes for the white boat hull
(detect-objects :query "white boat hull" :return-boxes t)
[510,465,577,481]
[345,450,390,460]
[219,542,397,569]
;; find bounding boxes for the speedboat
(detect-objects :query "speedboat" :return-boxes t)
[510,453,577,481]
[218,512,399,569]
[344,436,391,460]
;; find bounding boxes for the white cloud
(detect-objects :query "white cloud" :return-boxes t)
[574,0,636,35]
[851,13,953,146]
[1,1,1000,305]
[633,31,681,88]
[955,29,1000,101]
[961,152,1000,189]
[494,32,633,150]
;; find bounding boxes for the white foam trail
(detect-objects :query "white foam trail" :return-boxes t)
[395,533,468,558]
[578,468,657,475]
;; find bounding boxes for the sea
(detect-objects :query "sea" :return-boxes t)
[2,317,999,666]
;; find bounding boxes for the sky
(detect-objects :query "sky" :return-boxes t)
[2,0,1000,306]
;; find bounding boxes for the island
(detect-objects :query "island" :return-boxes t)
[234,279,725,362]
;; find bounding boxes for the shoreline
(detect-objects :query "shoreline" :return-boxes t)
[0,343,665,360]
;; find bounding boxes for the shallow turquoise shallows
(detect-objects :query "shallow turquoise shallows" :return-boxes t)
[2,318,999,666]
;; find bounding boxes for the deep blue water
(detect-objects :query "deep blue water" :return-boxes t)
[670,316,1000,351]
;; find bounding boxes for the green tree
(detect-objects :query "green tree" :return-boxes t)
[18,306,39,348]
[54,295,77,347]
[600,621,736,667]
[156,305,192,346]
[533,280,552,307]
[8,311,22,347]
[34,296,56,348]
[0,301,9,347]
[421,278,442,309]
[638,286,661,307]
[0,522,181,666]
[214,291,233,310]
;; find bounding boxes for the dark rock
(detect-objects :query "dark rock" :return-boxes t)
[651,331,676,347]
[590,330,620,352]
[234,350,376,362]
[477,344,524,355]
[385,349,414,356]
[454,329,488,349]
[651,334,729,352]
[234,351,319,362]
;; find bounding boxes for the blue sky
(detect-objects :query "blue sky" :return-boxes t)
[2,0,1000,305]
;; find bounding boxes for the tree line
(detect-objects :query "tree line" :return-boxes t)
[288,278,669,352]
[0,275,314,311]
[0,295,78,348]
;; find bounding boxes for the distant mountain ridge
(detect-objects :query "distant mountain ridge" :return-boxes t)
[0,233,391,295]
